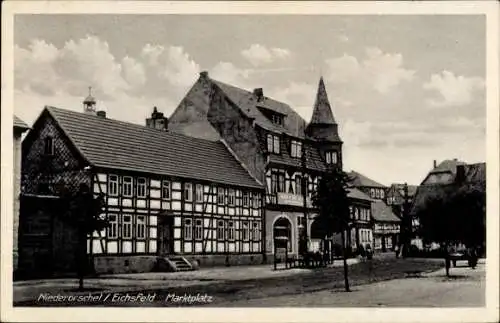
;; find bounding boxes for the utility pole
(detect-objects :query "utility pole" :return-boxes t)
[401,182,410,258]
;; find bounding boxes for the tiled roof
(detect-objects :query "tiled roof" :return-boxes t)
[14,115,29,129]
[371,200,401,222]
[46,106,263,189]
[431,159,466,174]
[348,171,387,188]
[309,77,336,125]
[212,79,307,139]
[348,187,372,201]
[390,183,418,198]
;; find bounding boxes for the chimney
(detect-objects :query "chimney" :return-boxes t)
[96,110,106,118]
[456,165,466,183]
[199,71,209,79]
[253,88,264,101]
[433,160,437,168]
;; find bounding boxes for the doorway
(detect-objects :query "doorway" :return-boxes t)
[157,214,174,256]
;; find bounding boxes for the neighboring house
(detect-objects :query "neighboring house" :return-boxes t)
[411,159,486,248]
[13,115,29,271]
[348,170,387,200]
[168,71,367,257]
[371,201,401,251]
[386,183,420,248]
[20,100,266,276]
[348,171,400,251]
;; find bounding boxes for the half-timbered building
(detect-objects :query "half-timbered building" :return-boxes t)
[168,71,369,257]
[19,100,265,275]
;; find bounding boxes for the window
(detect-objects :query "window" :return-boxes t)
[136,215,145,239]
[184,183,193,202]
[228,189,235,206]
[217,220,225,240]
[137,178,147,198]
[243,192,249,207]
[195,184,204,202]
[242,221,249,241]
[195,219,203,241]
[162,180,171,200]
[123,177,133,197]
[227,221,235,241]
[44,137,54,155]
[252,222,260,241]
[184,219,192,240]
[107,214,118,238]
[380,190,385,199]
[291,140,302,158]
[267,134,280,154]
[122,215,132,238]
[295,176,302,195]
[278,173,285,193]
[325,151,338,164]
[370,188,375,198]
[271,173,278,193]
[108,175,118,196]
[218,188,225,205]
[354,208,359,220]
[271,114,283,125]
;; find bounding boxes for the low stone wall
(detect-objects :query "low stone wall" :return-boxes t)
[93,254,266,274]
[93,255,157,275]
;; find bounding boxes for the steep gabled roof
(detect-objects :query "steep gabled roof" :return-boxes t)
[390,183,419,198]
[43,106,263,189]
[14,115,29,130]
[348,187,373,201]
[348,171,387,188]
[212,79,306,138]
[309,77,336,125]
[371,200,401,222]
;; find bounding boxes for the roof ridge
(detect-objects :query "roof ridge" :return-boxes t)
[46,105,232,147]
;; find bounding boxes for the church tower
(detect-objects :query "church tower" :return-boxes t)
[306,77,343,169]
[83,86,97,114]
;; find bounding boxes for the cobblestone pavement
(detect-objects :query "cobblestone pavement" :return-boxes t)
[216,262,486,307]
[14,258,448,306]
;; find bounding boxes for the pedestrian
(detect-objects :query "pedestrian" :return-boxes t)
[395,244,400,258]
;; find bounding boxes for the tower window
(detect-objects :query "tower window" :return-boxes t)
[325,151,338,164]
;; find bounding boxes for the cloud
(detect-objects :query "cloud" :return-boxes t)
[140,44,200,88]
[423,70,485,107]
[210,62,251,88]
[326,47,415,94]
[122,56,146,88]
[337,35,349,43]
[241,44,291,66]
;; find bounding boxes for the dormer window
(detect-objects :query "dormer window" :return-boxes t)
[272,114,284,126]
[291,140,302,158]
[325,151,338,164]
[267,134,280,154]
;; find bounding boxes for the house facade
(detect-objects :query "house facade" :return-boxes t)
[348,171,400,252]
[13,115,29,271]
[20,102,265,275]
[168,72,368,257]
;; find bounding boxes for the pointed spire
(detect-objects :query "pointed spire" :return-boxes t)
[310,77,336,125]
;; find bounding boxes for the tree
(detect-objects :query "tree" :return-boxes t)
[60,183,108,290]
[312,166,353,292]
[416,181,485,276]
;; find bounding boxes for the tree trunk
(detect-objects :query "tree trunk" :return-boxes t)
[340,229,351,292]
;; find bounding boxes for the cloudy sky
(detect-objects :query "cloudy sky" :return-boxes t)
[14,14,486,185]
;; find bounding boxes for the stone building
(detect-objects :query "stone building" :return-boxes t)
[168,72,368,257]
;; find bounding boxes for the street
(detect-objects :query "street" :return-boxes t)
[13,257,485,307]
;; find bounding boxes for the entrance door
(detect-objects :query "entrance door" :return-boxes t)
[157,215,174,256]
